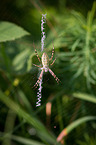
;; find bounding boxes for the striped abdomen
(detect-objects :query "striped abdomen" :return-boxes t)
[42,52,49,72]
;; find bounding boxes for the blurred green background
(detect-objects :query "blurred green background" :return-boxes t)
[0,0,96,145]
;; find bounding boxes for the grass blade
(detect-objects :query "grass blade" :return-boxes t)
[73,92,96,103]
[0,90,60,145]
[57,116,96,142]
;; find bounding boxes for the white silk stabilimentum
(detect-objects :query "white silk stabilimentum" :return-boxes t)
[36,14,46,107]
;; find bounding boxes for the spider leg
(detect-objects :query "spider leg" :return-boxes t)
[49,68,60,83]
[32,69,43,89]
[33,42,41,62]
[49,44,54,61]
[50,58,56,66]
[33,64,41,68]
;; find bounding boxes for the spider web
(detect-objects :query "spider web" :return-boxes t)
[0,0,96,144]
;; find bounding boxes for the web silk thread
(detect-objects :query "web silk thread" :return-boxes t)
[36,14,47,107]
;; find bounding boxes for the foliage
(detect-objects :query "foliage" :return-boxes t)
[45,1,96,89]
[77,134,96,145]
[0,0,96,145]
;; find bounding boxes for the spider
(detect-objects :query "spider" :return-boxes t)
[33,43,60,88]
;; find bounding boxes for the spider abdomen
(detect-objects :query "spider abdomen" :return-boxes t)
[42,52,49,72]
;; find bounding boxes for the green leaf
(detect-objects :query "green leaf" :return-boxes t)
[12,135,45,145]
[12,49,31,72]
[0,21,30,42]
[72,63,84,79]
[17,89,32,111]
[73,92,96,104]
[90,70,96,80]
[1,134,45,145]
[71,39,80,51]
[66,116,96,134]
